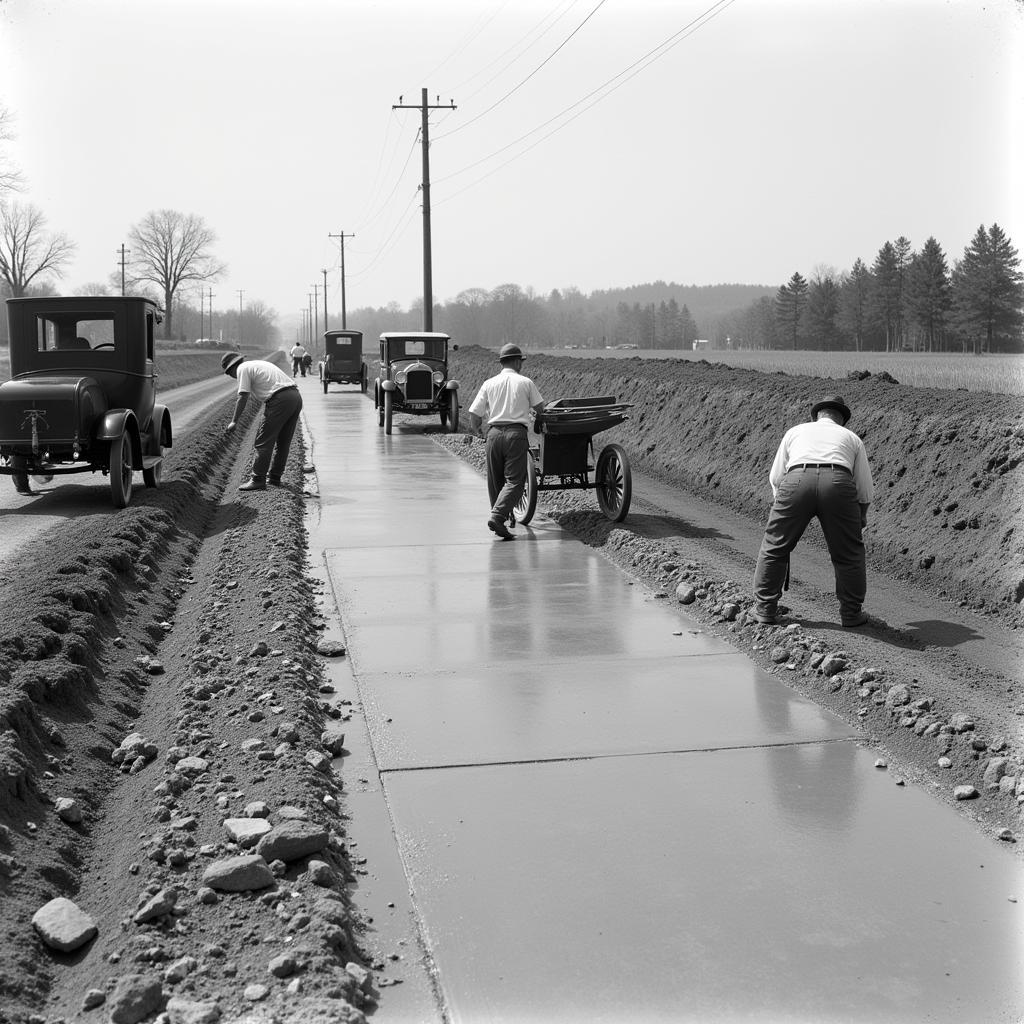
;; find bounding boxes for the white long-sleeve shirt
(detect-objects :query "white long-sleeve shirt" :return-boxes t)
[768,417,874,505]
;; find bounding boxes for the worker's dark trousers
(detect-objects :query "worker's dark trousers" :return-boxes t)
[486,424,529,523]
[753,465,865,621]
[251,386,302,482]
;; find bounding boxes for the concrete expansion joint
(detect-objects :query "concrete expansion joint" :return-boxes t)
[380,736,860,775]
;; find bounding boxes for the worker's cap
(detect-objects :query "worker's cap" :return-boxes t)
[221,352,244,374]
[810,394,851,425]
[498,343,525,362]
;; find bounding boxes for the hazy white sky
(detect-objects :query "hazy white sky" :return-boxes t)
[0,0,1020,337]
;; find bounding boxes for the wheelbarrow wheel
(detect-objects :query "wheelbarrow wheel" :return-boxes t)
[595,443,631,522]
[513,453,537,525]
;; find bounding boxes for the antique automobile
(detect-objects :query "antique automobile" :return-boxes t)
[0,296,172,508]
[373,331,459,435]
[320,329,367,394]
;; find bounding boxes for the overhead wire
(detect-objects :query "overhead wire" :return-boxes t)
[443,0,580,101]
[434,0,737,201]
[435,0,608,142]
[418,0,514,86]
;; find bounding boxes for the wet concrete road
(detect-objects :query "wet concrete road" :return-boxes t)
[303,377,1024,1024]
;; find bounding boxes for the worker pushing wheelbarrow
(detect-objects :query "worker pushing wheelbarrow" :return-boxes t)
[514,394,633,525]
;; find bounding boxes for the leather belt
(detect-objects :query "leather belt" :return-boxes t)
[489,422,527,430]
[787,462,851,475]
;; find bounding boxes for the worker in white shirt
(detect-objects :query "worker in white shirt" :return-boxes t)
[289,343,308,377]
[467,344,545,540]
[753,394,874,627]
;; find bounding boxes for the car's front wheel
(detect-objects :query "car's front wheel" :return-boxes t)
[447,391,459,433]
[11,456,30,495]
[384,390,393,435]
[109,432,133,508]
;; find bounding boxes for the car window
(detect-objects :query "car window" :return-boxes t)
[387,339,446,361]
[37,314,116,352]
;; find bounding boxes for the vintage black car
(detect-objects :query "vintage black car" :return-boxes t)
[374,331,459,435]
[0,296,172,508]
[320,329,367,394]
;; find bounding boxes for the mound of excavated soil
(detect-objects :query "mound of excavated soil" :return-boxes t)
[451,347,1024,626]
[0,373,374,1020]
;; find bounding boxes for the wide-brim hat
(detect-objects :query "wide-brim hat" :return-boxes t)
[498,343,524,362]
[221,352,244,374]
[810,394,851,425]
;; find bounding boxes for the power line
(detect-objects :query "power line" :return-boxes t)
[434,0,737,197]
[419,0,514,85]
[436,0,608,141]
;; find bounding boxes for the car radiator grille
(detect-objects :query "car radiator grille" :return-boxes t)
[405,370,433,401]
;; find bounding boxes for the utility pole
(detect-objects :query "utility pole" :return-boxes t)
[236,290,245,348]
[198,288,204,344]
[392,89,456,331]
[116,244,130,296]
[208,288,215,344]
[311,283,320,355]
[328,231,354,329]
[321,269,329,333]
[307,293,314,349]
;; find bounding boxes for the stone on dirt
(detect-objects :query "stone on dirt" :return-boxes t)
[268,952,298,977]
[244,983,270,1001]
[954,785,980,801]
[166,996,222,1024]
[257,820,329,863]
[223,817,273,848]
[54,796,83,824]
[31,896,97,952]
[81,989,106,1010]
[134,887,178,924]
[108,973,164,1024]
[201,854,275,892]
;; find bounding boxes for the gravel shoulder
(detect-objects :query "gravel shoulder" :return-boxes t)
[0,370,379,1022]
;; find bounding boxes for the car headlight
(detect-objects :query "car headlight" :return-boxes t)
[432,371,444,384]
[394,369,407,384]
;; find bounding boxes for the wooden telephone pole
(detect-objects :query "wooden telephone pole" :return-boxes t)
[392,88,456,331]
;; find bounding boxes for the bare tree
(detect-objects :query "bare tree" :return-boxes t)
[0,201,76,296]
[0,105,25,197]
[127,209,225,338]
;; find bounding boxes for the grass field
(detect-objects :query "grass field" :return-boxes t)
[541,348,1024,396]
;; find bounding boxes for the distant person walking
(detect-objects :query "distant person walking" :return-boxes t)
[753,395,874,627]
[289,343,308,377]
[222,352,303,492]
[467,344,545,540]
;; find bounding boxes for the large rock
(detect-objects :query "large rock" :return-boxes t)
[223,817,273,848]
[108,974,164,1024]
[256,820,329,863]
[202,854,275,892]
[166,996,222,1024]
[31,897,97,952]
[135,887,178,924]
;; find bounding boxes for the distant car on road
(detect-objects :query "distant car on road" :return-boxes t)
[374,331,459,435]
[0,296,172,508]
[320,329,367,394]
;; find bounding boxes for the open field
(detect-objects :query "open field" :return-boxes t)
[539,348,1024,396]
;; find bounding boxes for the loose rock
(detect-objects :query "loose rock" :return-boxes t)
[31,897,97,952]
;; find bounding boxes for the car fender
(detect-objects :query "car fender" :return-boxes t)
[96,409,142,461]
[443,379,459,392]
[381,379,397,392]
[151,404,173,449]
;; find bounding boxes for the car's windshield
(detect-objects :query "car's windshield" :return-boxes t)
[36,314,116,352]
[386,338,446,361]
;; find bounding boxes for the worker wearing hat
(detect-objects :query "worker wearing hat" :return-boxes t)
[466,343,546,540]
[752,394,874,627]
[221,351,303,491]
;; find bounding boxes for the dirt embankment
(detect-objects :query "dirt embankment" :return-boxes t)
[452,346,1024,626]
[0,364,375,1022]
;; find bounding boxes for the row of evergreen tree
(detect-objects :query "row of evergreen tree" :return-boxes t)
[349,224,1022,355]
[758,224,1022,355]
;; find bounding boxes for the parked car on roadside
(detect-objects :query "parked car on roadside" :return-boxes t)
[0,296,172,508]
[374,331,459,435]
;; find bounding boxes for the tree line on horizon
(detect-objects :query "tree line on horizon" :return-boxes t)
[349,226,1023,357]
